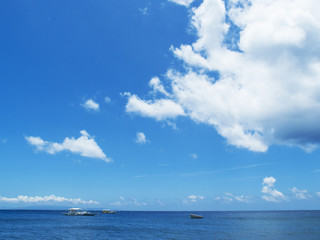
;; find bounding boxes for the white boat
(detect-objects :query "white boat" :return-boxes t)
[63,208,96,216]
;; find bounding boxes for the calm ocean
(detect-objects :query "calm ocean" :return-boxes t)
[0,210,320,239]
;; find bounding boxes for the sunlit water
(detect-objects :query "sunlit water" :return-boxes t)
[1,210,320,239]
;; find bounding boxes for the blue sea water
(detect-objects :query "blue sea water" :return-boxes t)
[0,210,320,239]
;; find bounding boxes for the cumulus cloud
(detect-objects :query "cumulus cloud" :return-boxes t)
[125,0,320,152]
[25,130,111,162]
[0,194,99,204]
[316,192,320,197]
[169,0,195,7]
[135,132,149,144]
[82,99,99,111]
[149,76,171,97]
[289,187,312,200]
[215,192,252,203]
[125,92,185,121]
[261,177,287,202]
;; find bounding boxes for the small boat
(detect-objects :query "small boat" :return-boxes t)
[102,209,117,214]
[63,208,96,216]
[190,214,203,219]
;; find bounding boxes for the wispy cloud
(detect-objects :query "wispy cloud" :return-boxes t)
[215,192,253,203]
[157,163,171,167]
[109,196,147,207]
[234,195,253,203]
[156,200,165,206]
[179,163,269,177]
[25,130,111,162]
[139,7,148,15]
[165,121,178,130]
[104,96,111,103]
[0,194,99,204]
[82,99,99,111]
[190,153,198,159]
[134,173,174,178]
[289,187,312,200]
[168,0,195,7]
[134,163,269,178]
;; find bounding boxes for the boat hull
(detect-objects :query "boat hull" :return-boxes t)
[190,214,203,219]
[63,213,96,216]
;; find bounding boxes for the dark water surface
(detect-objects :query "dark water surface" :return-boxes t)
[0,210,320,239]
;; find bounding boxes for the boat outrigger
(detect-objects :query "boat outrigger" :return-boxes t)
[102,209,117,214]
[63,208,96,216]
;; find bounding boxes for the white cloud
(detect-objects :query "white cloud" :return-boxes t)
[261,177,287,202]
[0,194,99,204]
[215,192,253,203]
[221,192,234,202]
[149,77,170,97]
[125,93,185,121]
[169,0,195,7]
[263,176,277,187]
[156,200,165,206]
[82,99,99,111]
[234,195,252,203]
[125,0,320,152]
[109,196,147,207]
[166,121,178,130]
[25,130,111,162]
[316,192,320,197]
[182,194,204,204]
[188,195,204,201]
[289,187,312,200]
[135,132,149,144]
[25,136,47,151]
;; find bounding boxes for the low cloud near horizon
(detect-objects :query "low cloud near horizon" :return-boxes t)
[0,194,99,205]
[261,177,287,202]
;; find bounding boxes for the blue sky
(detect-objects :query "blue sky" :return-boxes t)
[1,0,320,210]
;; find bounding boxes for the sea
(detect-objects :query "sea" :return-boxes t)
[0,210,320,239]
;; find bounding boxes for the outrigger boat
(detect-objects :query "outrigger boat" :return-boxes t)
[102,209,117,214]
[63,208,96,216]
